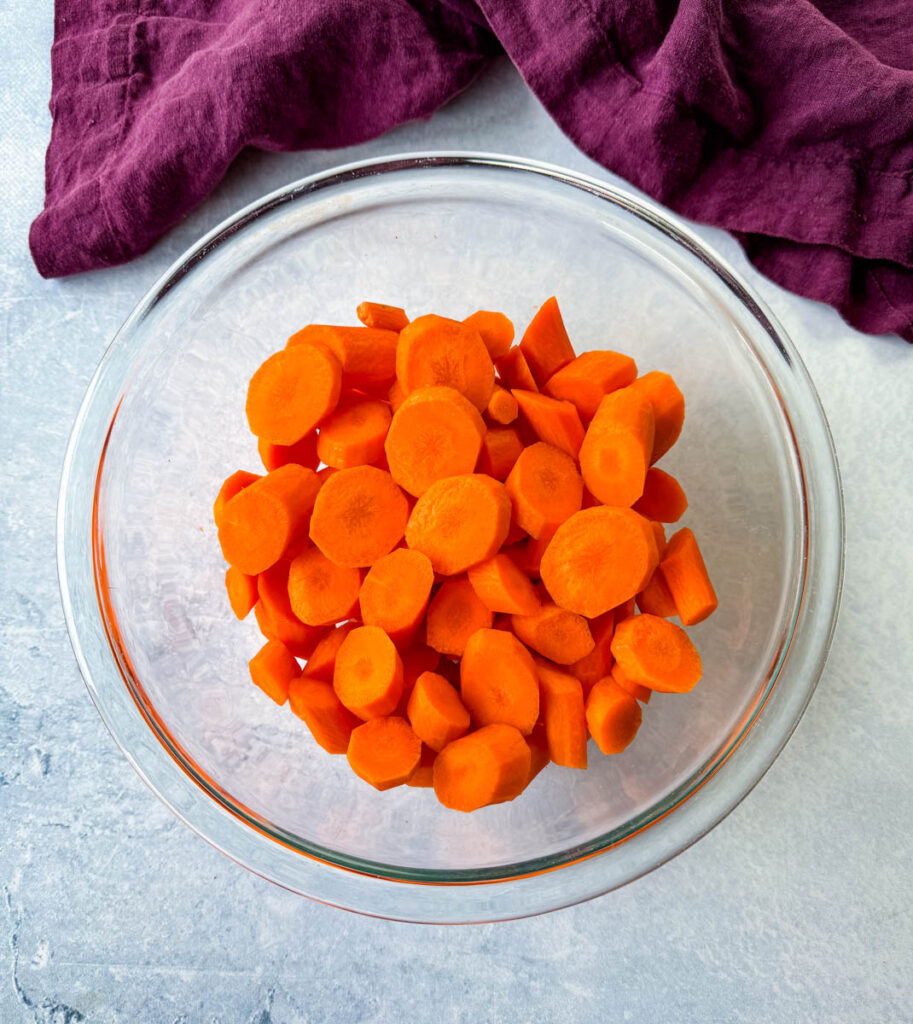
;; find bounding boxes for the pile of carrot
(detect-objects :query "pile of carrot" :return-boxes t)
[215,297,717,812]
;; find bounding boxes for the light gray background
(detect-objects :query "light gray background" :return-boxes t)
[2,5,911,1022]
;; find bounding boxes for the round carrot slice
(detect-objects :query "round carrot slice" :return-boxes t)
[287,547,361,626]
[347,716,422,790]
[432,724,532,812]
[396,314,495,411]
[406,671,471,751]
[610,614,702,693]
[505,441,583,539]
[460,628,539,734]
[359,548,434,645]
[425,578,493,657]
[333,625,404,719]
[316,398,392,469]
[246,344,341,445]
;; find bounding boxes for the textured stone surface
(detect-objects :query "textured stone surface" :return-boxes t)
[1,5,911,1022]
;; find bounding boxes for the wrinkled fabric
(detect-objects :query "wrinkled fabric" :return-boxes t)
[31,0,913,342]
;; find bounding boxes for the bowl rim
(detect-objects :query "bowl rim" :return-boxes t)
[58,151,844,922]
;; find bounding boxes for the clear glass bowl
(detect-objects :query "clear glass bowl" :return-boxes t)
[59,154,843,922]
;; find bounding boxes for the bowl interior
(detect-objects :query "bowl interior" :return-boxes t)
[94,162,802,878]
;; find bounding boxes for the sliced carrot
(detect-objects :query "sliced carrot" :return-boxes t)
[578,387,655,506]
[611,664,653,703]
[544,350,637,421]
[347,716,422,790]
[496,346,538,392]
[385,385,485,496]
[288,324,399,389]
[467,553,541,616]
[505,441,583,539]
[257,433,319,473]
[632,467,688,523]
[584,677,642,754]
[477,426,524,481]
[287,547,362,626]
[357,301,409,332]
[288,675,360,753]
[247,344,342,444]
[512,390,585,458]
[405,474,511,575]
[568,610,615,694]
[256,561,328,658]
[611,614,702,692]
[503,533,551,579]
[460,628,539,734]
[526,721,551,783]
[518,296,575,386]
[359,548,434,646]
[540,506,659,617]
[406,745,437,787]
[650,520,667,556]
[316,398,392,469]
[334,625,404,719]
[213,470,261,529]
[463,310,515,360]
[536,661,588,769]
[433,723,532,811]
[396,314,494,411]
[225,566,258,620]
[485,385,519,425]
[309,465,409,568]
[407,670,471,751]
[388,378,406,412]
[249,639,300,706]
[402,645,442,688]
[218,464,320,574]
[628,371,685,463]
[511,601,594,665]
[302,621,358,681]
[660,527,718,625]
[426,578,494,657]
[637,569,678,619]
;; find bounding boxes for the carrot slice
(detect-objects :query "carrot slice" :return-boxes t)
[518,296,575,386]
[505,441,582,539]
[511,601,595,665]
[225,566,258,620]
[611,664,653,703]
[218,464,320,574]
[316,398,392,469]
[425,578,494,657]
[288,324,399,389]
[568,610,615,694]
[660,527,718,625]
[485,385,519,425]
[540,506,659,618]
[359,548,434,646]
[407,670,472,751]
[496,346,538,392]
[347,716,422,790]
[257,433,320,473]
[357,301,409,332]
[302,621,358,681]
[579,387,655,506]
[246,344,342,444]
[503,533,551,579]
[628,371,685,463]
[384,385,485,496]
[584,676,642,754]
[433,723,532,811]
[213,470,260,528]
[388,378,406,412]
[287,547,362,626]
[309,465,409,568]
[477,427,524,481]
[543,350,638,421]
[334,625,404,719]
[288,675,360,753]
[249,639,300,706]
[396,314,495,411]
[256,561,328,657]
[610,614,702,693]
[512,390,585,458]
[526,721,551,783]
[651,520,667,556]
[460,628,539,734]
[463,310,515,360]
[406,745,437,788]
[405,474,511,575]
[637,568,678,618]
[632,467,688,523]
[467,553,541,616]
[536,661,587,769]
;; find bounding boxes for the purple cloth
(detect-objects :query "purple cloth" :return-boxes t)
[31,0,913,343]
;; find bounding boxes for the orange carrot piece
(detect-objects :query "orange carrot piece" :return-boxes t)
[463,310,515,360]
[433,723,532,811]
[543,350,638,421]
[388,378,406,412]
[485,385,519,425]
[477,427,524,481]
[611,614,702,693]
[660,527,718,625]
[218,464,320,574]
[579,387,655,506]
[496,346,538,392]
[505,441,583,539]
[334,625,404,719]
[213,470,261,528]
[288,324,399,389]
[585,677,642,754]
[503,533,551,579]
[512,390,585,458]
[628,371,685,463]
[637,569,678,619]
[256,561,329,657]
[518,296,575,386]
[396,314,495,411]
[460,628,539,734]
[632,467,688,523]
[540,506,659,618]
[426,578,494,657]
[407,670,472,751]
[503,520,527,546]
[302,621,358,681]
[309,465,409,567]
[249,639,300,706]
[359,548,434,646]
[357,301,409,332]
[287,547,362,626]
[650,520,667,556]
[611,664,653,704]
[225,566,258,620]
[511,601,595,665]
[347,716,422,790]
[247,344,342,445]
[467,553,542,616]
[406,745,437,787]
[536,661,588,769]
[316,398,392,469]
[384,386,485,497]
[405,474,511,575]
[526,721,551,783]
[258,433,320,473]
[568,610,615,694]
[288,675,360,753]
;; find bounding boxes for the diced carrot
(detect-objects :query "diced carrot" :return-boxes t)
[512,390,585,458]
[536,661,588,768]
[584,677,642,754]
[511,600,595,665]
[505,441,582,539]
[460,628,539,734]
[611,664,653,703]
[496,346,538,392]
[334,625,404,719]
[347,716,422,790]
[213,470,260,529]
[288,675,360,753]
[637,569,678,619]
[568,610,615,694]
[359,548,434,646]
[463,310,515,360]
[477,427,524,480]
[357,301,409,332]
[467,553,541,616]
[543,350,637,421]
[256,561,329,658]
[287,547,362,626]
[407,670,472,751]
[628,371,685,463]
[258,433,320,473]
[426,578,494,657]
[247,344,342,445]
[225,566,258,620]
[660,528,718,625]
[518,296,575,386]
[396,314,495,411]
[288,324,399,389]
[610,614,702,693]
[632,468,688,523]
[302,621,358,681]
[406,745,437,788]
[433,724,532,811]
[316,398,392,469]
[578,387,655,506]
[486,385,519,425]
[249,639,300,706]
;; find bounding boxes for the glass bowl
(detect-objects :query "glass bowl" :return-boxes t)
[59,154,843,923]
